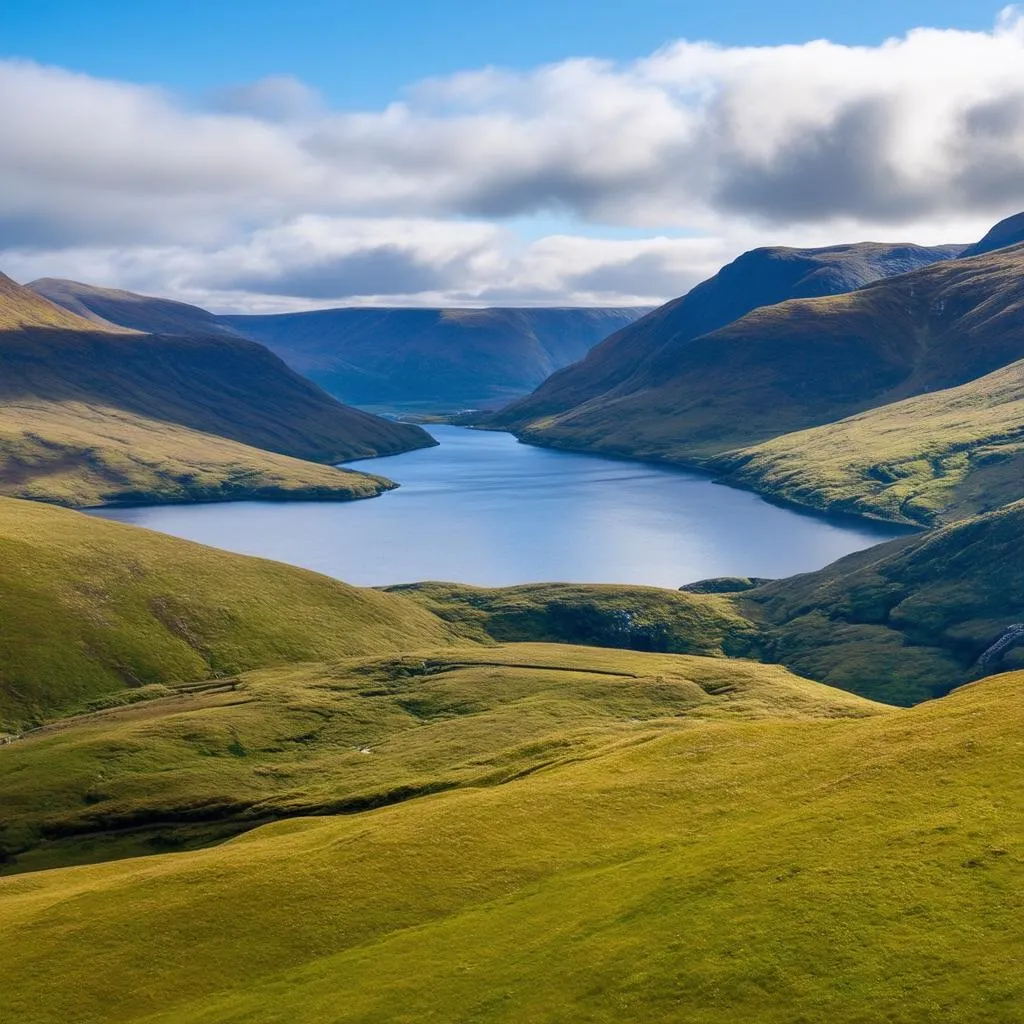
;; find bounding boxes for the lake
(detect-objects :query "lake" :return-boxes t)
[90,425,906,588]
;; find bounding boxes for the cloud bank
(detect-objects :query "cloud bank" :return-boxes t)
[2,11,1024,308]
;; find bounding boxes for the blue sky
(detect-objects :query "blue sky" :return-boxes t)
[4,0,1005,106]
[1,3,1021,310]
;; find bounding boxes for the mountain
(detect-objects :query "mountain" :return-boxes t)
[959,210,1024,257]
[712,357,1024,526]
[0,273,434,505]
[491,241,963,430]
[28,277,246,338]
[498,240,1024,464]
[220,306,653,409]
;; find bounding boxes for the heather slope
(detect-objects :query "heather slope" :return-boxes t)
[222,305,650,409]
[2,670,1021,1024]
[492,241,962,430]
[0,497,454,730]
[511,242,1024,463]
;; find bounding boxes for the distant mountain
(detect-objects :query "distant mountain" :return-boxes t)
[28,278,246,338]
[490,241,964,430]
[33,280,650,411]
[960,211,1024,257]
[220,306,652,409]
[0,273,433,506]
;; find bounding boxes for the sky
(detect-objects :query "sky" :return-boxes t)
[1,0,1022,311]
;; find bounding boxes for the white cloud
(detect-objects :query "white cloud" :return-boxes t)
[2,12,1024,307]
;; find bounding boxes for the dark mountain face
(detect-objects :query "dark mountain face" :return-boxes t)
[221,306,652,409]
[960,211,1024,258]
[490,241,964,429]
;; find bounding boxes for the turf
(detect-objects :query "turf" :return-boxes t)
[0,670,1020,1023]
[0,498,455,730]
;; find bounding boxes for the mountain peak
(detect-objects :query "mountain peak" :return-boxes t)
[961,212,1024,258]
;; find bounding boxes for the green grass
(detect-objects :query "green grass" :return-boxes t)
[385,581,762,657]
[1,670,1021,1023]
[714,358,1024,525]
[0,642,878,872]
[0,498,456,730]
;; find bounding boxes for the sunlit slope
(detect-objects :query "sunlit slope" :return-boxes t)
[745,499,1024,705]
[492,241,963,431]
[0,498,454,730]
[0,399,396,507]
[713,358,1024,525]
[0,643,877,872]
[512,242,1024,463]
[2,672,1022,1024]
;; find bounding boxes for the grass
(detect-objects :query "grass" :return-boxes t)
[386,580,762,658]
[0,642,879,872]
[714,358,1024,525]
[0,497,455,730]
[1,669,1020,1023]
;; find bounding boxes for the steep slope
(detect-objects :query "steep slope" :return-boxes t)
[2,670,1021,1024]
[713,358,1024,526]
[959,210,1024,257]
[509,242,1024,463]
[0,273,435,504]
[491,241,962,430]
[221,305,651,409]
[743,499,1024,705]
[28,277,246,338]
[0,497,455,730]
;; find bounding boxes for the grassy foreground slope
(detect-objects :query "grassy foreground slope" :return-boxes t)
[508,241,1024,464]
[745,499,1024,705]
[0,643,876,872]
[492,241,963,431]
[0,498,454,730]
[1,671,1021,1024]
[713,358,1024,526]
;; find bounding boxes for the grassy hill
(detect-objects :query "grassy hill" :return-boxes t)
[507,242,1024,464]
[491,241,962,431]
[0,272,435,504]
[2,666,1021,1023]
[0,497,455,731]
[219,306,652,410]
[712,358,1024,526]
[743,499,1024,705]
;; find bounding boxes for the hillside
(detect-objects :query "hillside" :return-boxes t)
[0,273,435,503]
[491,241,962,430]
[712,358,1024,526]
[220,305,651,409]
[2,666,1022,1023]
[28,277,247,338]
[0,497,455,730]
[504,241,1024,465]
[743,499,1024,705]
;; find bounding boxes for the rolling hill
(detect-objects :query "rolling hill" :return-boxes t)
[491,240,963,431]
[0,496,456,731]
[0,273,434,504]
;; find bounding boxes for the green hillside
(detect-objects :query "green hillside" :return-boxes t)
[509,242,1024,463]
[491,240,962,431]
[2,668,1021,1024]
[744,499,1024,705]
[0,498,454,730]
[713,357,1024,526]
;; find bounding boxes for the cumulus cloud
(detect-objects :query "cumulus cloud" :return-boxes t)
[2,11,1024,306]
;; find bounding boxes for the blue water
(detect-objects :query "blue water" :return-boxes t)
[89,425,905,587]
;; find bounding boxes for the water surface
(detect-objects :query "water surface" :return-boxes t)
[91,425,906,587]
